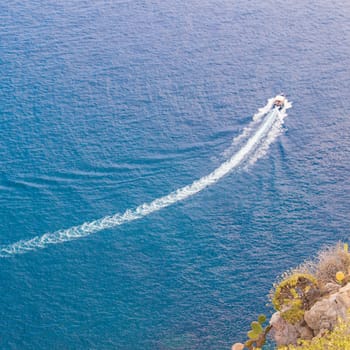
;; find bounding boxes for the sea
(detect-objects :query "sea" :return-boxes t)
[0,0,349,349]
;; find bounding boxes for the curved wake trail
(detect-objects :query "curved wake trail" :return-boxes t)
[0,98,291,257]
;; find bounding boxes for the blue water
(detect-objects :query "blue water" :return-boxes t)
[1,0,349,349]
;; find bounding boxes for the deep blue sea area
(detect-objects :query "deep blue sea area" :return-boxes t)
[0,0,349,349]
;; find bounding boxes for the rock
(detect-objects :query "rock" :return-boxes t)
[322,282,341,294]
[269,312,300,346]
[298,324,314,340]
[270,311,314,346]
[231,343,244,350]
[304,283,350,336]
[336,282,350,307]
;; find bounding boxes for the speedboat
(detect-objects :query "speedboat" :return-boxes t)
[273,94,286,110]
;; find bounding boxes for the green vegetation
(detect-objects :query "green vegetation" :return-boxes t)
[243,314,271,350]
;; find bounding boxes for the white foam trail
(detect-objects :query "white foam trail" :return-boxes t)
[0,98,291,257]
[222,98,275,159]
[245,100,292,168]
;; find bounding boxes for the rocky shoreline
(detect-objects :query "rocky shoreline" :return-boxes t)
[270,281,350,347]
[232,242,350,349]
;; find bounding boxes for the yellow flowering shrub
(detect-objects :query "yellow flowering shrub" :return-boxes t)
[272,273,318,324]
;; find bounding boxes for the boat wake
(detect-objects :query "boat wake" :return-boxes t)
[0,97,291,257]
